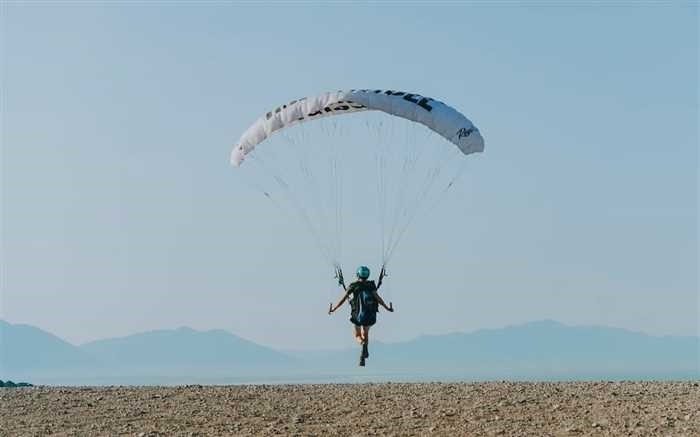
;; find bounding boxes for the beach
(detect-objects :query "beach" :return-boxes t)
[2,381,698,436]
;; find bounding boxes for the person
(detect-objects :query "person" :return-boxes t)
[328,265,393,366]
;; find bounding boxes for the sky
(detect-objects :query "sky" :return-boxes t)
[1,2,698,350]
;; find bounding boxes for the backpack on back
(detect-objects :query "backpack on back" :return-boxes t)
[349,280,378,326]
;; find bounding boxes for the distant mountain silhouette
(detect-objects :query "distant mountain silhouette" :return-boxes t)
[360,320,699,378]
[0,320,97,376]
[2,319,697,384]
[80,326,294,371]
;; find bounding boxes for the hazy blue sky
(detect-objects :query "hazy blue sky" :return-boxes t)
[1,3,697,350]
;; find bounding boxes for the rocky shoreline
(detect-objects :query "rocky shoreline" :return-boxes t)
[1,381,698,436]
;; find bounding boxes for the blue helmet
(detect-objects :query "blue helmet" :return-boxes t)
[356,265,370,279]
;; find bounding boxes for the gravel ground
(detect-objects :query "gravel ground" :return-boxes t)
[2,381,698,436]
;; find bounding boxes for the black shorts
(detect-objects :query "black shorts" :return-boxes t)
[350,314,376,327]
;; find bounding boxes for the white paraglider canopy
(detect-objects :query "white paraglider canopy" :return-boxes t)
[231,89,484,166]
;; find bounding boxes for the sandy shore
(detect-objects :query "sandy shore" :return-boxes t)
[2,382,698,436]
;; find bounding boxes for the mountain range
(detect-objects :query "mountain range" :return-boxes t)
[1,319,697,385]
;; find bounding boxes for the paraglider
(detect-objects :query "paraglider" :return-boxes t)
[231,88,484,365]
[328,265,393,366]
